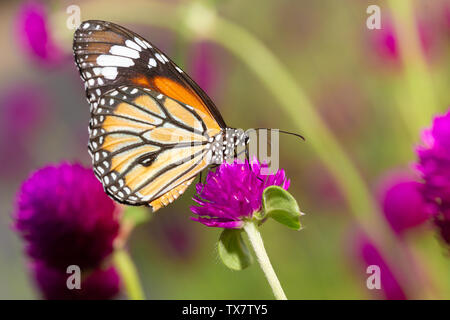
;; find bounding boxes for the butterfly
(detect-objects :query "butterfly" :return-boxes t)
[73,20,249,212]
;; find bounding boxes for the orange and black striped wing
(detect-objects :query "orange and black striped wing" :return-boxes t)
[89,85,214,211]
[73,20,225,134]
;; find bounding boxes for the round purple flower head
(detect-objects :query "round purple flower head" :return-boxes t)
[14,163,120,270]
[190,159,290,229]
[416,110,450,245]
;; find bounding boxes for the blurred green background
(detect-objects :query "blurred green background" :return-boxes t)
[0,0,449,299]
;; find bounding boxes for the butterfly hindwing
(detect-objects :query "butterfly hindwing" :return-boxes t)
[89,86,213,209]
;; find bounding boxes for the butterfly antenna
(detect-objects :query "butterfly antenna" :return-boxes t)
[251,128,306,142]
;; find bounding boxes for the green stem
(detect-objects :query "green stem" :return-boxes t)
[243,222,287,300]
[113,249,145,300]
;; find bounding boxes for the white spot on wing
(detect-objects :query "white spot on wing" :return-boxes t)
[143,40,152,48]
[148,58,157,67]
[155,53,165,63]
[109,45,140,59]
[101,67,118,80]
[134,37,147,49]
[97,55,135,67]
[125,40,142,52]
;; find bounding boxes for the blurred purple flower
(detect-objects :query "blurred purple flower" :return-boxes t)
[370,21,398,62]
[351,232,406,300]
[191,159,290,229]
[32,261,120,300]
[16,1,65,66]
[376,171,433,235]
[368,17,434,66]
[14,162,120,270]
[416,110,450,245]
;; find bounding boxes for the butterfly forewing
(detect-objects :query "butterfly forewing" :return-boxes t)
[73,20,225,132]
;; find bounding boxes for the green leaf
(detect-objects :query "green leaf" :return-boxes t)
[218,229,253,270]
[122,206,151,226]
[262,186,302,230]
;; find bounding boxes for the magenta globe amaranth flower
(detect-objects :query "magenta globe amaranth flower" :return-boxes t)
[416,110,450,245]
[14,162,122,299]
[191,159,297,299]
[190,159,290,228]
[14,163,121,270]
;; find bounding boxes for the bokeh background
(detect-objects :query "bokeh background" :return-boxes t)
[0,0,449,299]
